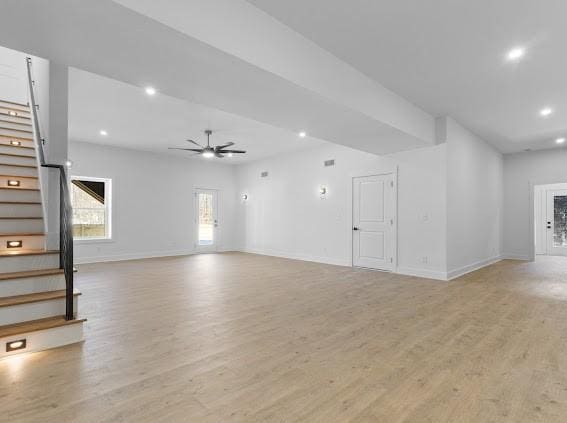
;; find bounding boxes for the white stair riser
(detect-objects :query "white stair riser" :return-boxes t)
[0,164,38,177]
[0,322,84,360]
[0,176,38,189]
[0,114,31,124]
[0,154,36,166]
[0,175,39,189]
[0,273,65,297]
[0,137,34,148]
[0,235,45,252]
[0,189,41,202]
[0,203,42,217]
[0,218,44,234]
[0,296,79,325]
[0,253,58,273]
[0,145,36,157]
[0,121,32,132]
[0,128,33,139]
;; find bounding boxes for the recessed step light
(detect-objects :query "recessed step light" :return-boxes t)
[6,339,26,352]
[7,240,23,248]
[9,140,22,146]
[8,111,18,117]
[7,180,20,187]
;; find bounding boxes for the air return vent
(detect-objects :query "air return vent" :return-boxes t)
[324,159,335,167]
[261,171,269,178]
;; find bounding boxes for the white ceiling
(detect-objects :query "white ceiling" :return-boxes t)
[248,0,567,153]
[69,69,324,164]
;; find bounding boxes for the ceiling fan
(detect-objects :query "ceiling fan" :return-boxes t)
[169,129,246,158]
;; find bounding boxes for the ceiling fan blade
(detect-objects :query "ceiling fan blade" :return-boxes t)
[215,142,234,150]
[168,148,203,152]
[219,149,246,153]
[186,139,203,148]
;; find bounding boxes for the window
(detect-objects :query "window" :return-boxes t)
[70,176,112,241]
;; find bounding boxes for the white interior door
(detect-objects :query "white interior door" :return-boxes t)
[195,189,218,252]
[546,189,567,256]
[352,174,395,270]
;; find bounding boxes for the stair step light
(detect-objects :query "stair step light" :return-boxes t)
[10,140,22,146]
[6,339,26,352]
[7,180,20,187]
[7,240,23,248]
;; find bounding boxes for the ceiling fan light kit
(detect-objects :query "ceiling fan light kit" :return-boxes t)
[169,129,247,159]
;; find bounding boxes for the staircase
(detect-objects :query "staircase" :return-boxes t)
[0,95,85,359]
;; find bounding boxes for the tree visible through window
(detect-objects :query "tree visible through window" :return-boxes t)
[71,177,111,240]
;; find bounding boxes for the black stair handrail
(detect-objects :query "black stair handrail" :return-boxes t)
[25,57,74,321]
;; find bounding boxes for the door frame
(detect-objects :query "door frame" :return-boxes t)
[528,179,567,261]
[347,166,398,270]
[545,188,567,256]
[193,187,220,253]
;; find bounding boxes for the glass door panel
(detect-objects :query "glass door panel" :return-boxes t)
[195,189,218,251]
[546,189,567,256]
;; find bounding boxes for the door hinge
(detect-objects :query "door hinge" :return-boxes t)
[390,257,393,263]
[390,181,394,188]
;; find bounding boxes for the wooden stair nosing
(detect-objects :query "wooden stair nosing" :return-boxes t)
[0,201,41,205]
[0,232,44,237]
[0,250,58,258]
[0,289,81,308]
[0,268,63,281]
[0,316,86,339]
[0,216,43,220]
[0,144,35,150]
[0,135,33,142]
[0,174,38,179]
[0,119,31,127]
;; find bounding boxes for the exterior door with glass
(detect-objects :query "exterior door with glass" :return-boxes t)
[195,189,218,252]
[546,189,567,256]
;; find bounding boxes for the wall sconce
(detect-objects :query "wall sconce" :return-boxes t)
[7,180,20,187]
[242,194,248,201]
[6,339,26,352]
[319,186,328,199]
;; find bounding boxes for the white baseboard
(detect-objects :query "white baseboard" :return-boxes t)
[446,255,502,280]
[74,248,234,264]
[395,266,448,281]
[500,253,531,261]
[241,248,350,267]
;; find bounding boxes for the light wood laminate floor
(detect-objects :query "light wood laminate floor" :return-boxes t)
[2,253,567,422]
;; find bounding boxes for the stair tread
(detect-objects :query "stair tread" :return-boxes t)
[0,127,32,134]
[0,152,36,159]
[0,249,58,257]
[0,119,31,126]
[0,288,80,307]
[0,216,42,219]
[0,315,85,338]
[0,268,63,281]
[0,145,35,150]
[0,187,40,191]
[0,99,29,108]
[0,135,33,141]
[0,112,30,119]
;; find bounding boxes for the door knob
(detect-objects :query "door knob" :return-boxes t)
[353,227,359,231]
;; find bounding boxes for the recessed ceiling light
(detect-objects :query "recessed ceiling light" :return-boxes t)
[506,47,525,61]
[540,107,553,117]
[99,130,108,136]
[556,137,566,144]
[227,152,233,157]
[299,131,307,138]
[145,86,156,96]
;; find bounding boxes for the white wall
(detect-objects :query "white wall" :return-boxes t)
[69,141,239,263]
[236,143,448,279]
[503,149,567,260]
[444,118,503,277]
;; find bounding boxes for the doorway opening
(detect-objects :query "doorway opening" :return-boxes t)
[195,189,218,252]
[534,183,567,257]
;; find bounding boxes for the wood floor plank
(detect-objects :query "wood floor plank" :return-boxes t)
[1,252,567,422]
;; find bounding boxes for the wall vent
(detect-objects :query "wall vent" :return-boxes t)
[324,159,335,167]
[261,171,269,178]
